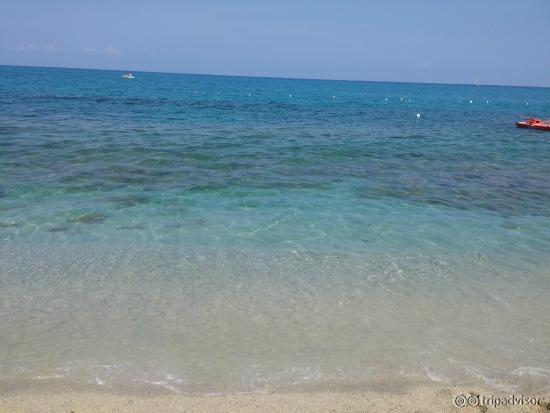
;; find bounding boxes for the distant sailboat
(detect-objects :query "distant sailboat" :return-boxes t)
[122,73,135,79]
[474,77,480,86]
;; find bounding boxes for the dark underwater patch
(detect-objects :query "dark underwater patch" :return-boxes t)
[116,224,146,230]
[0,221,20,228]
[47,225,70,233]
[110,194,151,209]
[68,212,107,224]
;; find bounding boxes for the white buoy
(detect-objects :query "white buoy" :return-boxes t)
[385,97,388,101]
[469,100,473,103]
[416,113,421,118]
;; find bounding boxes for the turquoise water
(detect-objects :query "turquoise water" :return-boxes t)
[1,65,550,393]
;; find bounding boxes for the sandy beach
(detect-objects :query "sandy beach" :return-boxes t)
[1,386,549,413]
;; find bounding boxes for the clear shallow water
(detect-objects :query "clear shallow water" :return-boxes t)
[1,65,550,393]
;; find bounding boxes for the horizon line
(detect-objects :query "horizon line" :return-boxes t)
[1,63,548,89]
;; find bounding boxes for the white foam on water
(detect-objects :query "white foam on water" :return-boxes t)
[422,367,449,383]
[133,379,180,393]
[32,374,65,380]
[511,367,550,378]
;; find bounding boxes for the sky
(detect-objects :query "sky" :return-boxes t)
[1,0,549,87]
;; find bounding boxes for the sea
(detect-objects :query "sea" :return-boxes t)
[1,65,549,394]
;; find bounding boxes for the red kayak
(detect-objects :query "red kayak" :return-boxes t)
[516,118,550,131]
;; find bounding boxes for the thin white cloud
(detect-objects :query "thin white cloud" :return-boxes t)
[103,46,120,56]
[17,43,57,52]
[84,46,121,56]
[416,61,431,69]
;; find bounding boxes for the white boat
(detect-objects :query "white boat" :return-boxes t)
[122,73,135,79]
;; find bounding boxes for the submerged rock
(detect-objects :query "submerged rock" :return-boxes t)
[47,225,70,233]
[0,221,20,228]
[116,224,146,230]
[110,194,150,209]
[69,213,107,224]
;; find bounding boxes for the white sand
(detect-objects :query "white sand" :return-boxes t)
[1,386,548,413]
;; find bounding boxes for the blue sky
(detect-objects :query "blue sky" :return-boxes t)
[1,0,549,86]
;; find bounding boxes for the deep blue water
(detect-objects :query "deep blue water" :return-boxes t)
[1,65,550,392]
